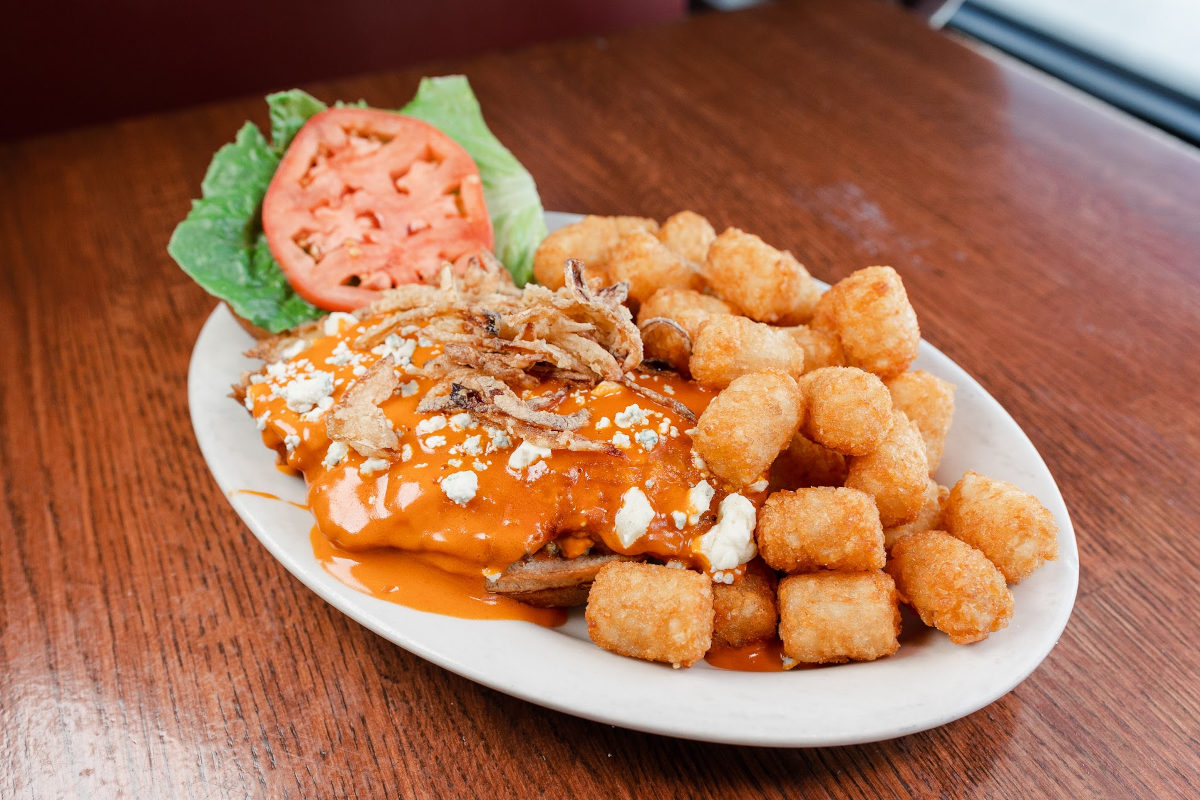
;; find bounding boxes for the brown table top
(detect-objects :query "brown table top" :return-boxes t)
[3,0,1198,796]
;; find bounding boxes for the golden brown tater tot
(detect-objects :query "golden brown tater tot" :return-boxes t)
[886,530,1014,644]
[757,487,885,572]
[799,366,894,456]
[712,560,778,647]
[813,266,919,379]
[768,430,848,490]
[694,371,803,488]
[586,562,713,668]
[943,471,1058,584]
[883,479,949,550]
[786,325,846,373]
[702,228,820,325]
[533,215,657,289]
[885,370,955,474]
[778,571,900,664]
[608,229,704,304]
[845,410,929,527]
[690,314,805,389]
[658,210,717,264]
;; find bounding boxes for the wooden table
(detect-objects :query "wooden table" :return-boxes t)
[3,0,1197,795]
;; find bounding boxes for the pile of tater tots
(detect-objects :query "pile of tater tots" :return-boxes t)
[534,212,1059,669]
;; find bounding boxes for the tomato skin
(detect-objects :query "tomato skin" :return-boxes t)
[263,108,494,311]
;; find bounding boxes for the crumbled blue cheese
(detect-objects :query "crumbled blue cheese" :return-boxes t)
[322,441,349,468]
[484,426,512,453]
[399,380,419,397]
[671,511,687,530]
[301,394,335,422]
[280,339,308,361]
[526,461,549,482]
[283,371,334,413]
[595,417,612,430]
[449,412,475,431]
[323,312,358,336]
[441,471,478,505]
[359,457,390,475]
[662,384,675,395]
[372,334,417,366]
[696,494,757,570]
[284,434,301,452]
[418,336,433,348]
[327,340,355,366]
[423,435,447,449]
[508,440,551,470]
[352,364,367,377]
[255,412,270,431]
[400,444,413,462]
[611,432,631,449]
[415,416,447,436]
[614,487,655,548]
[461,435,483,456]
[614,404,648,428]
[686,481,715,525]
[635,429,659,451]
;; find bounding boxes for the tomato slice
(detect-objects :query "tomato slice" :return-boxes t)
[262,107,494,311]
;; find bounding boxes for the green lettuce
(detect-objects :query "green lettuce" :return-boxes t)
[168,78,546,333]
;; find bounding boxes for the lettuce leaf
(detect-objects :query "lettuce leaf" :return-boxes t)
[399,76,547,286]
[168,79,546,333]
[167,120,322,332]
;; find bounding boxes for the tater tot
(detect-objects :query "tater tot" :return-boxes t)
[586,562,713,668]
[845,410,930,527]
[799,366,894,456]
[657,210,716,264]
[637,288,734,373]
[943,471,1059,583]
[712,559,778,647]
[689,314,805,389]
[777,571,900,664]
[768,430,848,490]
[702,228,821,325]
[883,479,949,550]
[886,530,1014,644]
[814,266,919,379]
[532,215,658,289]
[693,372,803,488]
[885,370,955,474]
[608,229,704,304]
[786,325,846,372]
[757,487,885,572]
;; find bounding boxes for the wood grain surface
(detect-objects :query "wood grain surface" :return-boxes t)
[2,0,1197,796]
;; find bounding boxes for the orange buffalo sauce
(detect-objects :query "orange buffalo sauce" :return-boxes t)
[242,313,766,633]
[704,639,788,672]
[309,527,566,626]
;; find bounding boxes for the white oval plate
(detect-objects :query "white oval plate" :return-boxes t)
[188,212,1077,747]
